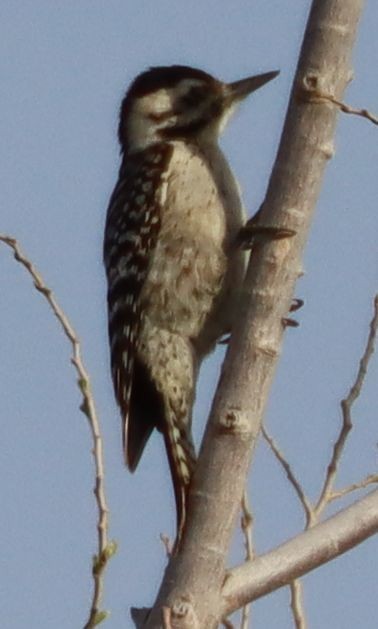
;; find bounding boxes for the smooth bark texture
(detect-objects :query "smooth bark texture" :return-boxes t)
[222,489,378,616]
[142,1,365,627]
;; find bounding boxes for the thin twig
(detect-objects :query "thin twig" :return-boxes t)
[321,94,378,125]
[315,295,378,515]
[241,492,254,562]
[328,474,378,503]
[300,81,378,126]
[262,297,378,626]
[290,580,307,629]
[240,492,254,629]
[222,490,378,617]
[223,505,251,629]
[261,426,314,527]
[261,428,311,627]
[0,234,114,627]
[160,533,173,558]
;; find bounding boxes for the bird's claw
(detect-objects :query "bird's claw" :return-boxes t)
[219,298,303,338]
[282,298,304,327]
[282,317,300,328]
[289,298,304,313]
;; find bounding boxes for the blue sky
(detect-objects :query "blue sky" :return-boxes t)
[1,2,377,628]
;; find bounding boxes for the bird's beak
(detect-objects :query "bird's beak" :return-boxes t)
[225,70,280,104]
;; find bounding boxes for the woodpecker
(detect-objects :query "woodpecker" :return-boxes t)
[104,65,279,544]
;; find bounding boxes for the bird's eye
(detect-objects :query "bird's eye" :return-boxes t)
[180,86,205,108]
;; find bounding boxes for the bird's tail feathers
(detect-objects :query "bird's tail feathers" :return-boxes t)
[162,410,196,550]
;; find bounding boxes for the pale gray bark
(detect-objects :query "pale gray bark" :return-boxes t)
[222,489,378,616]
[141,1,367,627]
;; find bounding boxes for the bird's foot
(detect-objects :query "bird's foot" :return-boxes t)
[282,298,304,328]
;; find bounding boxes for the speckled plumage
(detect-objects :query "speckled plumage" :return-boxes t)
[104,65,277,544]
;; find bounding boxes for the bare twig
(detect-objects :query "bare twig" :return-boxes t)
[342,295,378,411]
[222,489,378,617]
[0,234,113,627]
[325,96,378,126]
[315,295,378,515]
[261,296,378,626]
[262,426,314,527]
[300,80,378,126]
[329,474,378,503]
[160,533,173,558]
[261,427,311,626]
[241,492,254,562]
[240,492,254,629]
[290,580,307,629]
[259,297,378,626]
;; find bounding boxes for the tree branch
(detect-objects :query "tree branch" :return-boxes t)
[142,1,365,626]
[300,87,378,126]
[259,294,378,625]
[262,426,314,527]
[315,294,378,515]
[222,489,378,616]
[239,492,254,629]
[290,580,307,629]
[0,234,114,628]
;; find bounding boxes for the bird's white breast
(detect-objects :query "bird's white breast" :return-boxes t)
[140,139,246,353]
